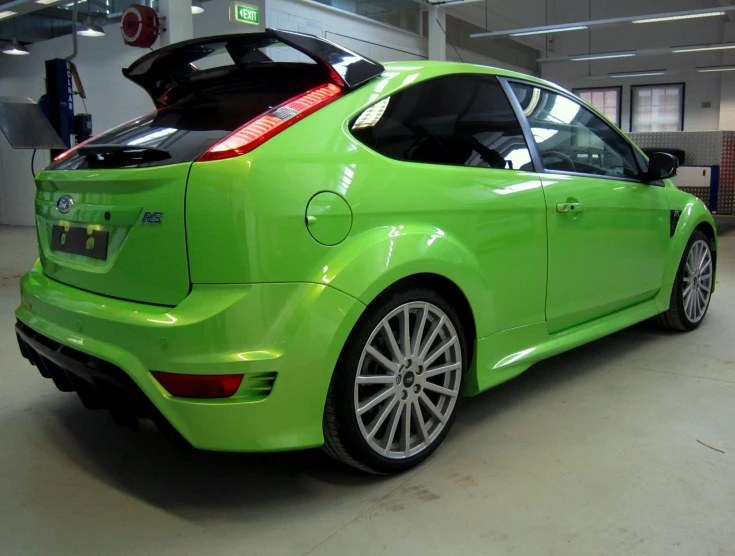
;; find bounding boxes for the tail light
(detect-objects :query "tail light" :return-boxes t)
[198,83,343,162]
[152,371,244,398]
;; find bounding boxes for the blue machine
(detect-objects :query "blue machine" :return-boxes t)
[44,58,75,155]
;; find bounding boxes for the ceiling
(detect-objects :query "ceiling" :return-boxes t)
[0,0,155,43]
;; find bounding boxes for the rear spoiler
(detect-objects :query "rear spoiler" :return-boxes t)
[123,28,385,107]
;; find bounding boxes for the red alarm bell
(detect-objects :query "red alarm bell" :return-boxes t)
[121,4,160,48]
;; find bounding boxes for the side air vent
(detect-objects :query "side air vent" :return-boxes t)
[239,371,278,399]
[670,209,682,237]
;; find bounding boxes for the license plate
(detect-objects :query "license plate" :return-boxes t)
[51,225,109,260]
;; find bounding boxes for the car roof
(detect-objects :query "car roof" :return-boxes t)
[381,60,573,97]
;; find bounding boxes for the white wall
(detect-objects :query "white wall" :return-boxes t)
[0,32,150,226]
[0,0,522,226]
[537,0,727,132]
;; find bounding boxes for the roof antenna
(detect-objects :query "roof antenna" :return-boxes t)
[435,17,464,62]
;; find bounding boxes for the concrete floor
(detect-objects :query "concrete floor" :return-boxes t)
[1,224,734,556]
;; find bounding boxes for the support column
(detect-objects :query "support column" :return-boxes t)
[720,21,735,130]
[159,0,194,47]
[428,6,446,61]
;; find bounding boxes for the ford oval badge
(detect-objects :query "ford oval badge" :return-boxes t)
[57,196,74,214]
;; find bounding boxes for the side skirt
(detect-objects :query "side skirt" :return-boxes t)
[465,299,661,396]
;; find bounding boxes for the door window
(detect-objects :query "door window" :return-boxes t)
[510,83,641,180]
[351,74,533,171]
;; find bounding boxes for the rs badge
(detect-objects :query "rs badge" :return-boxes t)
[142,212,163,224]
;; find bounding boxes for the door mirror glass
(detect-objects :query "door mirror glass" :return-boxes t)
[646,152,679,182]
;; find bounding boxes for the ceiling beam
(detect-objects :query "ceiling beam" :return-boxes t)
[471,6,735,39]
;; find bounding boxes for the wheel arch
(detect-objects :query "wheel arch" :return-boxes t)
[322,225,493,338]
[663,199,717,288]
[379,272,477,364]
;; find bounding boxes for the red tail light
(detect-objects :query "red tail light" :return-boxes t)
[152,371,244,398]
[198,83,343,162]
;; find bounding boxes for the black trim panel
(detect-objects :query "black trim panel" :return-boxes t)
[15,321,186,444]
[498,76,544,173]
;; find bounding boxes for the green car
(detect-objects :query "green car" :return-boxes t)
[15,30,716,474]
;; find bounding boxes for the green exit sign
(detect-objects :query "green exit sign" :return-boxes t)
[230,2,260,26]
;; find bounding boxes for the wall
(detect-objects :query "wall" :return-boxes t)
[536,0,727,132]
[0,31,150,226]
[0,0,524,226]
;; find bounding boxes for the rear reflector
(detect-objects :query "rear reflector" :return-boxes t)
[198,83,343,162]
[152,371,244,398]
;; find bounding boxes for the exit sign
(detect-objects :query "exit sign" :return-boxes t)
[230,2,260,25]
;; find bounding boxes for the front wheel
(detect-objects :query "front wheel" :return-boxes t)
[655,230,714,331]
[323,286,468,474]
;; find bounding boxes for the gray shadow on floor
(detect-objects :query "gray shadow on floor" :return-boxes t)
[38,320,676,519]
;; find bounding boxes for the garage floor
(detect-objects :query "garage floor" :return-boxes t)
[1,224,734,556]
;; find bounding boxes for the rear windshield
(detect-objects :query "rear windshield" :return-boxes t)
[49,64,328,170]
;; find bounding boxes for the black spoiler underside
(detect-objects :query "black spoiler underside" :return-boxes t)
[123,28,385,106]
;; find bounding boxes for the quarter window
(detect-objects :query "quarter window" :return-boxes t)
[510,83,641,180]
[350,74,533,171]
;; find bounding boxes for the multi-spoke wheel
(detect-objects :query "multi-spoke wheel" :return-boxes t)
[323,286,468,473]
[655,230,714,331]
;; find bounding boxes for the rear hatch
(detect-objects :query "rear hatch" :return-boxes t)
[36,29,383,306]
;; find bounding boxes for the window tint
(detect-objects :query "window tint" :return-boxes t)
[510,83,641,180]
[351,74,533,171]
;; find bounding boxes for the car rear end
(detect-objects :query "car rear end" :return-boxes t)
[15,30,381,451]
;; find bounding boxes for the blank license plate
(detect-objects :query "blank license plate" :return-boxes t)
[51,225,109,260]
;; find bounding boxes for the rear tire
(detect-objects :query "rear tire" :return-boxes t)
[654,230,714,331]
[323,286,468,474]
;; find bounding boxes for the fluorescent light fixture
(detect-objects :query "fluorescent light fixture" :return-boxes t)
[609,70,666,78]
[633,11,725,24]
[78,15,105,37]
[673,43,735,53]
[571,51,636,61]
[191,1,204,14]
[697,65,735,73]
[2,39,29,55]
[36,0,61,4]
[0,10,16,19]
[511,25,587,37]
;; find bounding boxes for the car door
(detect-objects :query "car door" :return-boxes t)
[507,81,671,334]
[349,72,548,335]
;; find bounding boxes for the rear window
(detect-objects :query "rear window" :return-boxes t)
[49,65,328,170]
[350,74,532,171]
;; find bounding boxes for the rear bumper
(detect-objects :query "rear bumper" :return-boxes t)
[15,262,365,452]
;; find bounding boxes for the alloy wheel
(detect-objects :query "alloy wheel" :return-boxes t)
[682,239,713,323]
[353,302,462,460]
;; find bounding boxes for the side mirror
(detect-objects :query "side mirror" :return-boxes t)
[646,152,679,182]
